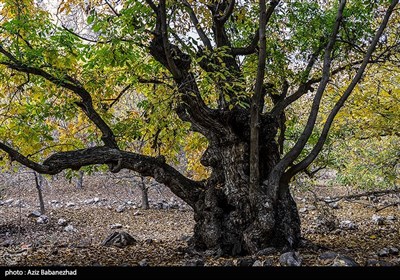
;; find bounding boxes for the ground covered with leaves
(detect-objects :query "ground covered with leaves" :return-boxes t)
[0,171,399,267]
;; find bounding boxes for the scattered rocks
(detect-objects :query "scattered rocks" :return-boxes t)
[256,247,276,256]
[386,215,396,221]
[110,223,123,229]
[279,251,302,267]
[116,205,126,213]
[64,225,76,232]
[339,220,357,230]
[102,231,137,248]
[133,210,142,216]
[36,215,48,224]
[184,258,204,266]
[377,248,390,257]
[28,211,42,218]
[57,218,68,226]
[371,214,384,225]
[50,200,59,204]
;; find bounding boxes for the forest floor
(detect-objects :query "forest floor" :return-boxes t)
[0,170,399,267]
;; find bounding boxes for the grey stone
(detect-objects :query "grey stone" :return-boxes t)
[84,199,95,204]
[279,251,302,267]
[57,218,68,226]
[102,231,137,248]
[299,207,308,213]
[64,225,76,232]
[235,257,254,267]
[388,246,399,255]
[184,258,204,267]
[252,260,263,267]
[339,220,357,230]
[66,202,75,207]
[377,248,390,257]
[126,201,134,205]
[50,200,59,204]
[1,239,14,247]
[332,255,359,267]
[133,210,142,216]
[144,239,153,244]
[386,215,396,221]
[110,223,123,229]
[4,199,14,204]
[256,247,276,256]
[319,251,339,260]
[308,205,317,210]
[328,202,340,209]
[372,214,384,225]
[36,215,48,224]
[116,205,125,213]
[93,197,100,203]
[28,210,42,218]
[138,259,149,267]
[179,235,191,242]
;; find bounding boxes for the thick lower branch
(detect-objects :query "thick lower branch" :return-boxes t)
[0,144,203,206]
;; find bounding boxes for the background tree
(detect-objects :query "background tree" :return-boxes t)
[0,0,398,255]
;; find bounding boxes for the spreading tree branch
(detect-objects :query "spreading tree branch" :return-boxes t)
[231,0,280,56]
[182,0,212,50]
[0,143,203,206]
[0,46,118,149]
[269,0,347,181]
[283,0,399,181]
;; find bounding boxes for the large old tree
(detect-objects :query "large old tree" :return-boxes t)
[0,0,399,255]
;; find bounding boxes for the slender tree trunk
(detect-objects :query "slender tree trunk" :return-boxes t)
[34,172,45,215]
[76,170,84,189]
[139,176,149,210]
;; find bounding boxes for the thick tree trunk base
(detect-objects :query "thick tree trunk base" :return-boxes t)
[190,186,300,256]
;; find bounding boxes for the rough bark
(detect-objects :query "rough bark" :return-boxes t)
[190,113,300,256]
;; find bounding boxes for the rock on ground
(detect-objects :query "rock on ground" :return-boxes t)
[279,251,302,267]
[102,231,136,248]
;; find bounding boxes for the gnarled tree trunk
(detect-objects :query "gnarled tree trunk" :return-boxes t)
[188,114,300,256]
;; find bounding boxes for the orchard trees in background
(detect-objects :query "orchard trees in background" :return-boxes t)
[0,0,399,255]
